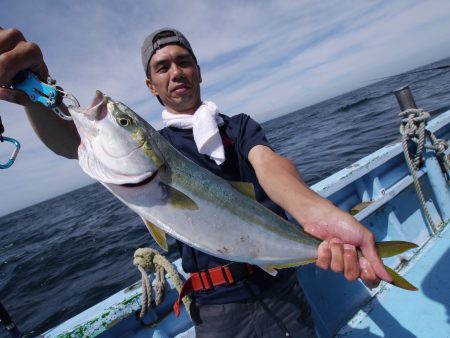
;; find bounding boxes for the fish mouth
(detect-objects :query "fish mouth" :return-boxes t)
[85,90,108,121]
[75,90,144,158]
[69,90,107,121]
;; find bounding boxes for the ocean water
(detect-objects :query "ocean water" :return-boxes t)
[1,57,450,337]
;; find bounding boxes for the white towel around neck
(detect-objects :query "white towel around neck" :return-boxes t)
[162,101,225,165]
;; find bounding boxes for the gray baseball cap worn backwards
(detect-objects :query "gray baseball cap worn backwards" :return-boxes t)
[141,28,197,77]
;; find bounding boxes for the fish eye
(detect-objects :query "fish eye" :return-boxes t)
[118,117,131,127]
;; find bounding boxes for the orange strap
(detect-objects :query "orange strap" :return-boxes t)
[173,263,254,317]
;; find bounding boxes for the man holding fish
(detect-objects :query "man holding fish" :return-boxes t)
[0,27,393,337]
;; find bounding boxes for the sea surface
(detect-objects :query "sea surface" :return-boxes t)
[1,57,450,337]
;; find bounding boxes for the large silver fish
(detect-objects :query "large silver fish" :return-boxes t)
[69,91,417,290]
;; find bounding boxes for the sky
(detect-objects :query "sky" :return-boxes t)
[0,0,450,216]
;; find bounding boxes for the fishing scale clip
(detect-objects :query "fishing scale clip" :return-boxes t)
[11,70,79,120]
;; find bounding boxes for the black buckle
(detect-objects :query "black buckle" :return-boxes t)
[220,266,230,284]
[228,263,252,282]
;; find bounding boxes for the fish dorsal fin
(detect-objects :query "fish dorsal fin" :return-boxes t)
[230,181,256,200]
[159,183,198,210]
[142,217,168,252]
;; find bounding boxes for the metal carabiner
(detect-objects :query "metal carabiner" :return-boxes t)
[0,136,20,169]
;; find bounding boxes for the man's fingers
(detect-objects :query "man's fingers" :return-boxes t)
[0,87,32,106]
[0,42,47,85]
[316,240,331,270]
[359,256,381,289]
[0,28,48,86]
[360,234,392,282]
[329,238,344,273]
[343,244,360,281]
[0,29,27,85]
[0,28,26,54]
[317,238,382,287]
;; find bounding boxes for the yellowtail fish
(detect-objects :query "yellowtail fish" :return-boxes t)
[68,91,418,290]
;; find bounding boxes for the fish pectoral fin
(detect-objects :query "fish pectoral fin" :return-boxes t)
[376,241,418,258]
[160,183,198,210]
[259,266,278,276]
[384,265,418,291]
[230,181,256,200]
[142,217,168,252]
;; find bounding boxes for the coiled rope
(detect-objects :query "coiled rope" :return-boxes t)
[399,108,449,232]
[428,132,450,177]
[133,248,191,319]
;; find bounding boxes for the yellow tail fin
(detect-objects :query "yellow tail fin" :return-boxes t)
[376,241,418,258]
[384,265,418,291]
[376,241,419,291]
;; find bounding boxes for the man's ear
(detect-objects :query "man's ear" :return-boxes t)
[146,78,158,97]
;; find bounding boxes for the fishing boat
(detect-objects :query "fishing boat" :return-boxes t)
[26,87,450,337]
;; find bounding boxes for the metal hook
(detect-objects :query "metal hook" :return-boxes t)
[56,87,80,107]
[0,136,20,169]
[51,87,80,120]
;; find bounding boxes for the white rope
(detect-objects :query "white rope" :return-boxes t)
[399,108,449,232]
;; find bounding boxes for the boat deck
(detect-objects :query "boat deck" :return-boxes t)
[339,223,450,338]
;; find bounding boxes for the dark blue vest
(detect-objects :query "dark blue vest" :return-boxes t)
[159,113,294,304]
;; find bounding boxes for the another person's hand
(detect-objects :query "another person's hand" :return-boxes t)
[0,27,49,106]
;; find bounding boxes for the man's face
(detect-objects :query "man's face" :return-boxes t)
[146,44,202,114]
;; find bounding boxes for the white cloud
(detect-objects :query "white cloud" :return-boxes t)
[1,0,450,215]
